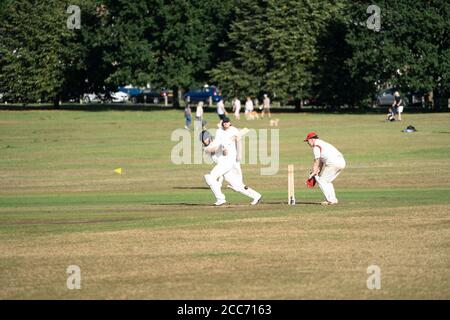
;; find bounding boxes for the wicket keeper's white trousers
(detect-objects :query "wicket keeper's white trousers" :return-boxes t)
[315,156,346,203]
[204,161,260,202]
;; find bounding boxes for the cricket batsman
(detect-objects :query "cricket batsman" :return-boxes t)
[304,132,346,205]
[201,117,262,206]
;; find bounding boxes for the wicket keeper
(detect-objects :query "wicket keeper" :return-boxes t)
[304,132,346,205]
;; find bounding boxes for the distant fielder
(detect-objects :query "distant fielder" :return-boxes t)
[304,132,346,205]
[201,117,262,206]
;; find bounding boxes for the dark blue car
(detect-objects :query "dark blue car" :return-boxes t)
[184,85,222,103]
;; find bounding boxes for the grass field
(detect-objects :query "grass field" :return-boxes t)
[0,108,449,299]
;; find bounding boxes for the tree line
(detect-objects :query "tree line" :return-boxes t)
[0,0,449,110]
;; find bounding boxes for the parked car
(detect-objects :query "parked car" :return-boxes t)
[375,87,424,107]
[118,85,172,104]
[83,91,128,103]
[83,93,102,103]
[129,90,162,104]
[108,91,129,103]
[184,85,222,103]
[118,86,142,97]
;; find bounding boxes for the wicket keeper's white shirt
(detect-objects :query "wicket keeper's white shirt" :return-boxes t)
[312,139,344,165]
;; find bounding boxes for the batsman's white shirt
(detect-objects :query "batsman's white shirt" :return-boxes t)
[312,139,345,166]
[205,126,243,185]
[210,150,220,164]
[213,126,239,163]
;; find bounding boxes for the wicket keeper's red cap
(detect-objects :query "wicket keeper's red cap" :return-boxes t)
[304,132,318,142]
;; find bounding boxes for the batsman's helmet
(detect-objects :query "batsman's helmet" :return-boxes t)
[200,130,212,146]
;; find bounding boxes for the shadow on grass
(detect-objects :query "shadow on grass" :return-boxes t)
[150,201,322,206]
[173,187,210,190]
[0,217,139,226]
[1,103,444,114]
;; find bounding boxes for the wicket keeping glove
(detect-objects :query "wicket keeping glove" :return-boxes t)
[306,173,316,188]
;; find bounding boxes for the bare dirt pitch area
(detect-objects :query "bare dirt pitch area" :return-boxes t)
[0,110,449,299]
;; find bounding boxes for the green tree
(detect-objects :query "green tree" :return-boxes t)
[60,0,107,100]
[0,0,78,105]
[209,0,342,106]
[96,0,157,89]
[344,0,450,109]
[0,0,236,106]
[151,0,235,106]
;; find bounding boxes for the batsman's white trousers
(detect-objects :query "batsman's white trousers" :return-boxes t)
[315,156,346,203]
[204,160,260,202]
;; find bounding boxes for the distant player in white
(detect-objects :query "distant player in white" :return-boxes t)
[261,94,271,118]
[216,98,228,128]
[244,96,256,120]
[202,117,262,206]
[232,97,241,120]
[245,96,254,112]
[304,132,346,205]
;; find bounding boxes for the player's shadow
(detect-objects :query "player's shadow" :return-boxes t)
[295,201,323,205]
[151,201,322,206]
[263,201,323,205]
[173,187,210,190]
[153,203,207,206]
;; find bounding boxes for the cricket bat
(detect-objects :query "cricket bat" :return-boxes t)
[236,128,250,140]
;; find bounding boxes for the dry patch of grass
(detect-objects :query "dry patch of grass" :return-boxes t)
[1,111,450,299]
[1,204,449,299]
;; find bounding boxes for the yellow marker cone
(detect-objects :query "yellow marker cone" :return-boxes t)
[114,168,122,174]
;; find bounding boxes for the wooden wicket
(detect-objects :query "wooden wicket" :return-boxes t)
[288,164,296,205]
